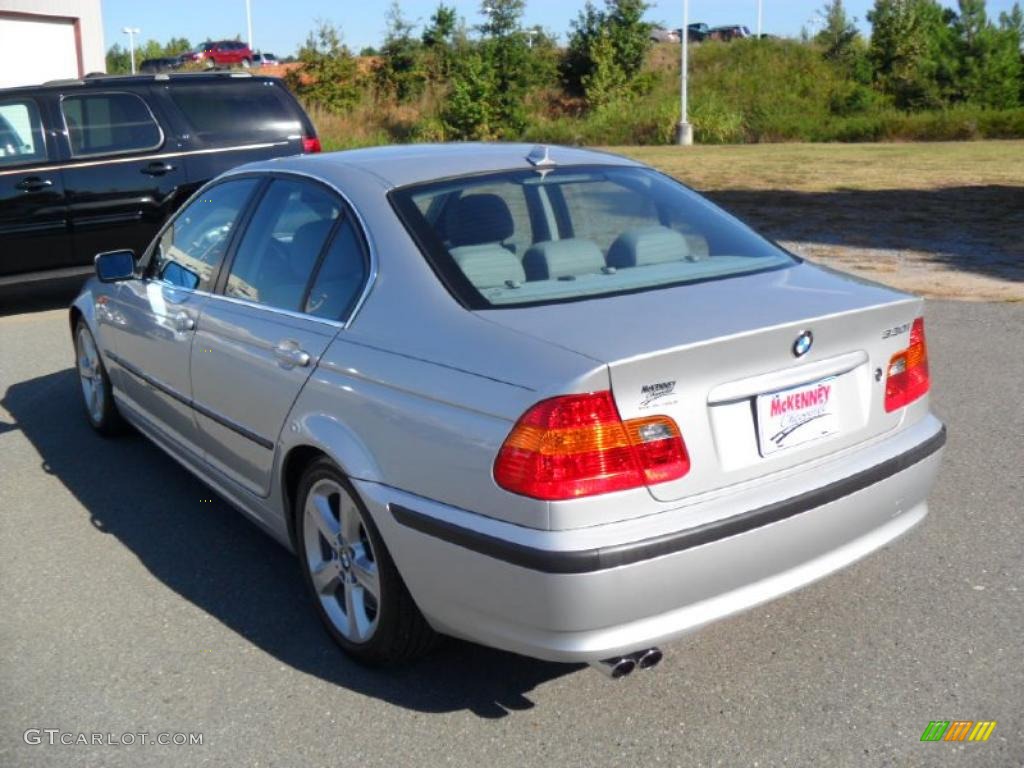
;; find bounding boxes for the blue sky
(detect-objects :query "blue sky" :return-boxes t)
[102,0,1021,55]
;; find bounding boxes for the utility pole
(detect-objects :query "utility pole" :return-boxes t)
[675,0,693,145]
[757,0,763,37]
[245,0,254,52]
[122,27,140,74]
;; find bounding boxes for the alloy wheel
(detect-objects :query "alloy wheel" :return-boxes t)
[302,479,381,642]
[76,327,105,424]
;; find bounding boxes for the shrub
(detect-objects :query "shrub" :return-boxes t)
[287,21,361,113]
[441,50,499,140]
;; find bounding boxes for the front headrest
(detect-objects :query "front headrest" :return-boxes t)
[445,194,515,247]
[523,239,605,281]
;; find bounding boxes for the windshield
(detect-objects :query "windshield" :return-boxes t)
[390,165,796,309]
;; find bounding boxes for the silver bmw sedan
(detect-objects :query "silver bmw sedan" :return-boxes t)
[71,144,945,675]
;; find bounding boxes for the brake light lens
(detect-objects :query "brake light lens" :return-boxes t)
[493,392,690,500]
[302,136,322,153]
[884,317,929,412]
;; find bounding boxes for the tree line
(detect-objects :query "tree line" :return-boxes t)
[104,0,1024,144]
[822,0,1023,109]
[106,37,194,72]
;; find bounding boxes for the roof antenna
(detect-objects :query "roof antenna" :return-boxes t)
[526,145,555,168]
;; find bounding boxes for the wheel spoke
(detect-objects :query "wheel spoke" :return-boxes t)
[308,492,340,541]
[343,581,361,640]
[311,558,342,595]
[351,545,379,601]
[338,495,361,544]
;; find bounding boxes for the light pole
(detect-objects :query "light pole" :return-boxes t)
[245,0,254,52]
[122,27,140,74]
[757,0,763,37]
[675,0,693,145]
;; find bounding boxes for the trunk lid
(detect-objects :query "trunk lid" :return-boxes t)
[478,262,924,502]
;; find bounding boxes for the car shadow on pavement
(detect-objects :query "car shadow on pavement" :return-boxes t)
[0,280,83,317]
[706,185,1024,283]
[3,368,581,719]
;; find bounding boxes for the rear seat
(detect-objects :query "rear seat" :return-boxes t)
[450,245,526,289]
[607,226,709,268]
[523,239,605,281]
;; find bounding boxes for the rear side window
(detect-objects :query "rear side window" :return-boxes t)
[225,179,340,311]
[304,219,368,321]
[0,100,46,167]
[167,82,302,144]
[62,92,163,157]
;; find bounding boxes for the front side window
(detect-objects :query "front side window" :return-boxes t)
[62,93,162,157]
[224,179,340,311]
[391,165,796,308]
[152,179,258,291]
[0,100,46,167]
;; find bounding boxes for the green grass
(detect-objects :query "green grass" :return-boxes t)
[615,140,1024,192]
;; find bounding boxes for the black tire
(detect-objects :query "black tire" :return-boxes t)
[295,458,437,665]
[74,321,126,436]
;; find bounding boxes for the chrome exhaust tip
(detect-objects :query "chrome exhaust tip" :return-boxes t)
[634,647,663,670]
[589,656,637,679]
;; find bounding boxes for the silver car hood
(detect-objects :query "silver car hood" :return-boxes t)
[476,262,914,363]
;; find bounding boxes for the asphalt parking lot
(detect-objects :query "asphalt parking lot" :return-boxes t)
[1,293,1021,767]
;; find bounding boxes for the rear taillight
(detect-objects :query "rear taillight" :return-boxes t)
[302,136,322,153]
[884,317,930,412]
[493,391,689,500]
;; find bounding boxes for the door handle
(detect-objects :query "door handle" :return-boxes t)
[173,312,195,332]
[16,176,53,192]
[141,161,175,176]
[273,340,311,368]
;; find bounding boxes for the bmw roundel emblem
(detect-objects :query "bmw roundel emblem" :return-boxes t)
[793,331,814,358]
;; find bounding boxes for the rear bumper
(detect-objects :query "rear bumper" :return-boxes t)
[358,415,945,663]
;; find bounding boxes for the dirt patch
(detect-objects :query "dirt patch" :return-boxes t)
[703,186,1024,301]
[779,243,1023,302]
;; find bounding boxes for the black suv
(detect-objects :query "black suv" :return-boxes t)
[0,72,319,288]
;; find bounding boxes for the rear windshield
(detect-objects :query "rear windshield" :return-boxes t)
[390,165,796,308]
[167,81,302,144]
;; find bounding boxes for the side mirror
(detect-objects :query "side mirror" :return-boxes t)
[95,250,135,283]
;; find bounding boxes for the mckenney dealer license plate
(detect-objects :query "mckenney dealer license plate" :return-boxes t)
[756,376,840,457]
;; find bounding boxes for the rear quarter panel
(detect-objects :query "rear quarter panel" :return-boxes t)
[284,339,540,527]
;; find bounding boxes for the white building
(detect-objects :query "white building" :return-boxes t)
[0,0,105,88]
